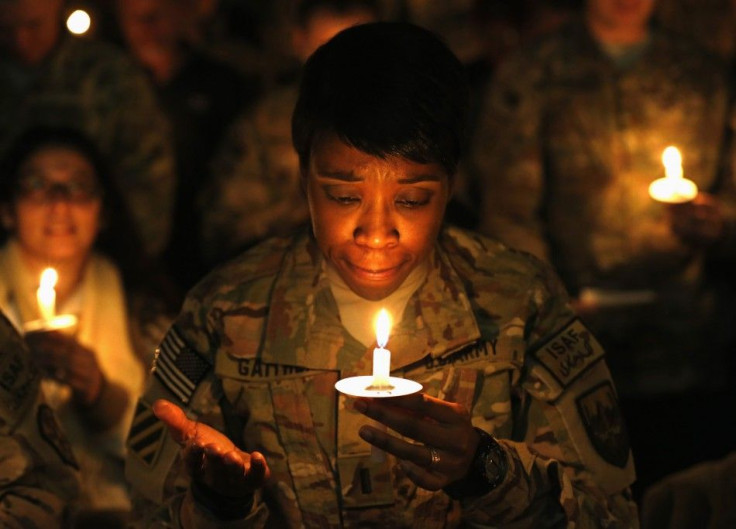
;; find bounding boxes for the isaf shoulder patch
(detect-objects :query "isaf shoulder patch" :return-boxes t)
[154,326,211,404]
[577,381,630,468]
[126,400,166,467]
[532,318,605,388]
[37,404,79,469]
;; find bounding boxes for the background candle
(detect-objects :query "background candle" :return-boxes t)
[37,267,58,322]
[648,145,698,203]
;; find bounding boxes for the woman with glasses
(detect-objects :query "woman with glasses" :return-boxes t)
[0,126,177,527]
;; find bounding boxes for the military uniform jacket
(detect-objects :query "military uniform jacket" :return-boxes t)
[126,226,638,528]
[474,19,736,287]
[0,312,80,528]
[201,85,309,265]
[471,20,736,394]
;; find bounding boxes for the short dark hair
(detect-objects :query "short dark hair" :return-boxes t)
[292,22,469,176]
[0,126,110,203]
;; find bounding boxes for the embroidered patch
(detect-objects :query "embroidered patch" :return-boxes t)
[37,404,79,469]
[576,382,630,468]
[126,400,166,467]
[0,348,38,418]
[154,327,211,404]
[532,318,605,387]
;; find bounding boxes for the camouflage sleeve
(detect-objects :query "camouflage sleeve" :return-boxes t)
[0,313,80,529]
[464,263,639,528]
[712,101,736,260]
[125,318,269,529]
[200,92,308,266]
[471,50,551,261]
[86,51,176,258]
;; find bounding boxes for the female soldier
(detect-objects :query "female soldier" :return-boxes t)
[127,22,638,528]
[0,127,176,526]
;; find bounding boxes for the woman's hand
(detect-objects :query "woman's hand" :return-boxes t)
[354,393,480,491]
[152,400,270,502]
[668,192,726,247]
[25,330,103,406]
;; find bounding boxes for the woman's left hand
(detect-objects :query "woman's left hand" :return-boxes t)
[26,330,104,406]
[668,192,726,247]
[354,393,480,491]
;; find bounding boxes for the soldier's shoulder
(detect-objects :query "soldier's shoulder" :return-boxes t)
[55,38,138,73]
[655,28,729,79]
[440,225,556,289]
[188,235,294,305]
[497,21,576,72]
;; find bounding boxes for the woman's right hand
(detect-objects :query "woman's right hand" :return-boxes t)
[152,399,270,501]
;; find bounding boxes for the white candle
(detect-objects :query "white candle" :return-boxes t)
[370,309,393,389]
[37,267,58,322]
[648,146,698,203]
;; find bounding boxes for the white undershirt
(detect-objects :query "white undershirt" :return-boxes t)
[326,260,428,347]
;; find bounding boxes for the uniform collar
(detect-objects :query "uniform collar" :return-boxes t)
[259,232,481,372]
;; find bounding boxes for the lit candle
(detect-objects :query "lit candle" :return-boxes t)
[648,146,698,203]
[37,267,58,322]
[368,309,394,390]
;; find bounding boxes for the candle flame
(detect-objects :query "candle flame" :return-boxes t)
[662,146,683,180]
[40,268,58,290]
[37,267,58,321]
[375,309,391,348]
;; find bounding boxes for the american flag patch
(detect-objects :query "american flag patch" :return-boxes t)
[126,400,166,466]
[154,327,211,404]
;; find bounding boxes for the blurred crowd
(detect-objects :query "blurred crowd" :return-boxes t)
[1,0,736,527]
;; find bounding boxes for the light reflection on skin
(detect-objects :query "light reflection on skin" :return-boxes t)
[304,133,451,301]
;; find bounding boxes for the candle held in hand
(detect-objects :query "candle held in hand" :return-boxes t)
[37,267,58,322]
[648,146,698,203]
[368,309,394,390]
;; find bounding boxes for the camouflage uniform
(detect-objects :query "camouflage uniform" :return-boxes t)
[200,85,309,266]
[126,226,638,528]
[0,36,176,257]
[471,19,736,396]
[0,311,80,528]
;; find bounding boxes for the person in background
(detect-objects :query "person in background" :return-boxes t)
[0,308,80,529]
[199,0,380,267]
[115,0,260,290]
[0,127,176,528]
[640,450,736,529]
[471,0,736,501]
[126,22,637,528]
[0,0,176,258]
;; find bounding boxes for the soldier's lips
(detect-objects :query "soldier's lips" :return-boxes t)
[44,225,76,237]
[343,260,406,282]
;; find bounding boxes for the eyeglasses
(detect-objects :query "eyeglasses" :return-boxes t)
[16,177,102,204]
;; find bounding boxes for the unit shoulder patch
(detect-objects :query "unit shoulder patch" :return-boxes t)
[532,318,605,387]
[576,381,630,468]
[0,347,39,422]
[126,400,166,467]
